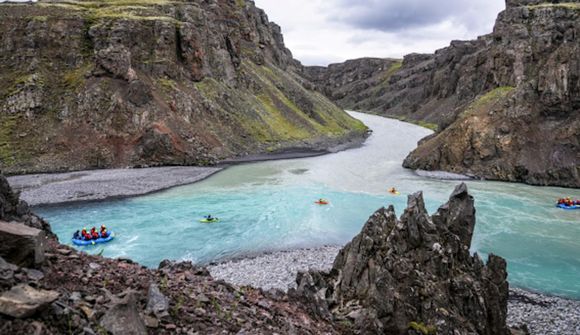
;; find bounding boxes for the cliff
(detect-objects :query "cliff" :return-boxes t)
[0,0,367,174]
[303,0,580,187]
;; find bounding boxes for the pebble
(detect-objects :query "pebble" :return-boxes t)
[209,246,580,335]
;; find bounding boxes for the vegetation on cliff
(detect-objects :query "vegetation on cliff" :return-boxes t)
[0,0,366,174]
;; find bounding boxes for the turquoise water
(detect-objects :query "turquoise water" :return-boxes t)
[36,113,580,298]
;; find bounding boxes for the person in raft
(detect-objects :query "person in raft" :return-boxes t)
[79,228,92,241]
[100,225,109,238]
[90,227,100,240]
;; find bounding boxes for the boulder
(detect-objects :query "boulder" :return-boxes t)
[145,284,169,318]
[100,290,147,335]
[293,183,510,334]
[0,256,17,289]
[0,221,45,267]
[0,284,59,318]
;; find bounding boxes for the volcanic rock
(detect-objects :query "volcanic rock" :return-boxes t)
[0,284,59,318]
[0,221,45,268]
[292,183,510,334]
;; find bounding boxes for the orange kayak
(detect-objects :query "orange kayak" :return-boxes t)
[315,200,329,205]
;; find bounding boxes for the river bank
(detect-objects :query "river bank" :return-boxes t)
[208,246,580,335]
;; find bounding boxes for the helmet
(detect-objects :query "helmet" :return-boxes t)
[101,225,106,229]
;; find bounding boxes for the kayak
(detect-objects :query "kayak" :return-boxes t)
[389,191,401,195]
[315,200,329,205]
[200,218,220,223]
[72,233,115,246]
[557,204,578,210]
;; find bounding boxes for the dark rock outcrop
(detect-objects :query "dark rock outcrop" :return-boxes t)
[0,284,59,318]
[0,221,45,268]
[100,290,147,335]
[291,183,510,334]
[0,171,52,234]
[303,0,580,187]
[0,0,366,175]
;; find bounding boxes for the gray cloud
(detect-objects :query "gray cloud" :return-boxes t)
[329,0,503,33]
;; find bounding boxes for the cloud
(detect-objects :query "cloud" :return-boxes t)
[328,0,501,33]
[248,0,505,66]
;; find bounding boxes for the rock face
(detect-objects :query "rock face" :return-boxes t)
[100,290,147,335]
[304,0,580,187]
[0,284,59,318]
[0,0,366,174]
[0,171,52,234]
[0,221,45,268]
[292,183,510,334]
[301,58,402,112]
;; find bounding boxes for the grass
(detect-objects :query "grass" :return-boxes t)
[0,114,19,166]
[408,321,437,335]
[462,86,515,117]
[390,115,438,132]
[158,78,178,91]
[62,63,92,89]
[528,3,580,10]
[38,0,178,22]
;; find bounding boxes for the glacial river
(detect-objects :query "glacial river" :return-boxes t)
[37,112,580,298]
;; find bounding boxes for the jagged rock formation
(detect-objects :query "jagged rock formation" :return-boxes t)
[0,0,366,175]
[303,0,580,187]
[291,183,510,334]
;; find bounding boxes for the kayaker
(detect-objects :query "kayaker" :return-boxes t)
[206,215,214,221]
[388,187,398,194]
[100,225,109,238]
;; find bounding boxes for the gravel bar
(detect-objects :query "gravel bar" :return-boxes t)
[209,246,580,335]
[7,166,222,206]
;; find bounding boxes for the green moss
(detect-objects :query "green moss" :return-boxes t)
[408,321,437,335]
[528,3,580,10]
[39,0,177,22]
[235,0,245,8]
[158,78,178,91]
[386,115,438,132]
[62,63,92,89]
[30,16,49,22]
[417,120,439,131]
[0,115,19,166]
[462,86,515,117]
[384,60,403,81]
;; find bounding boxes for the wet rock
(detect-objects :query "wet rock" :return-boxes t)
[293,183,510,334]
[100,290,147,335]
[0,284,60,318]
[0,221,45,267]
[145,284,169,318]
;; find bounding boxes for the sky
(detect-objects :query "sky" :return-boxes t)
[254,0,505,66]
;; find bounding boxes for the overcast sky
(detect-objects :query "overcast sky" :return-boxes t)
[254,0,505,66]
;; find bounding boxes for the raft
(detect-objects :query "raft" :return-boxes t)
[72,233,115,246]
[557,204,579,210]
[200,218,220,223]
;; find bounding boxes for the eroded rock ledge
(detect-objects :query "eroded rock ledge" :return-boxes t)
[291,183,510,334]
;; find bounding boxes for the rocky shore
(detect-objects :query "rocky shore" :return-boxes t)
[209,247,580,335]
[8,166,222,206]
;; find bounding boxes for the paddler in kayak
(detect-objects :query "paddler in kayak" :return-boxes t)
[388,187,399,194]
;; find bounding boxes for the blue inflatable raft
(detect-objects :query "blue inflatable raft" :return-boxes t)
[557,204,578,210]
[72,233,115,246]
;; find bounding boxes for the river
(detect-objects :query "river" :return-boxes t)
[37,112,580,298]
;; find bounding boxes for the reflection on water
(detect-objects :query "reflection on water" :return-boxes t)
[37,112,580,298]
